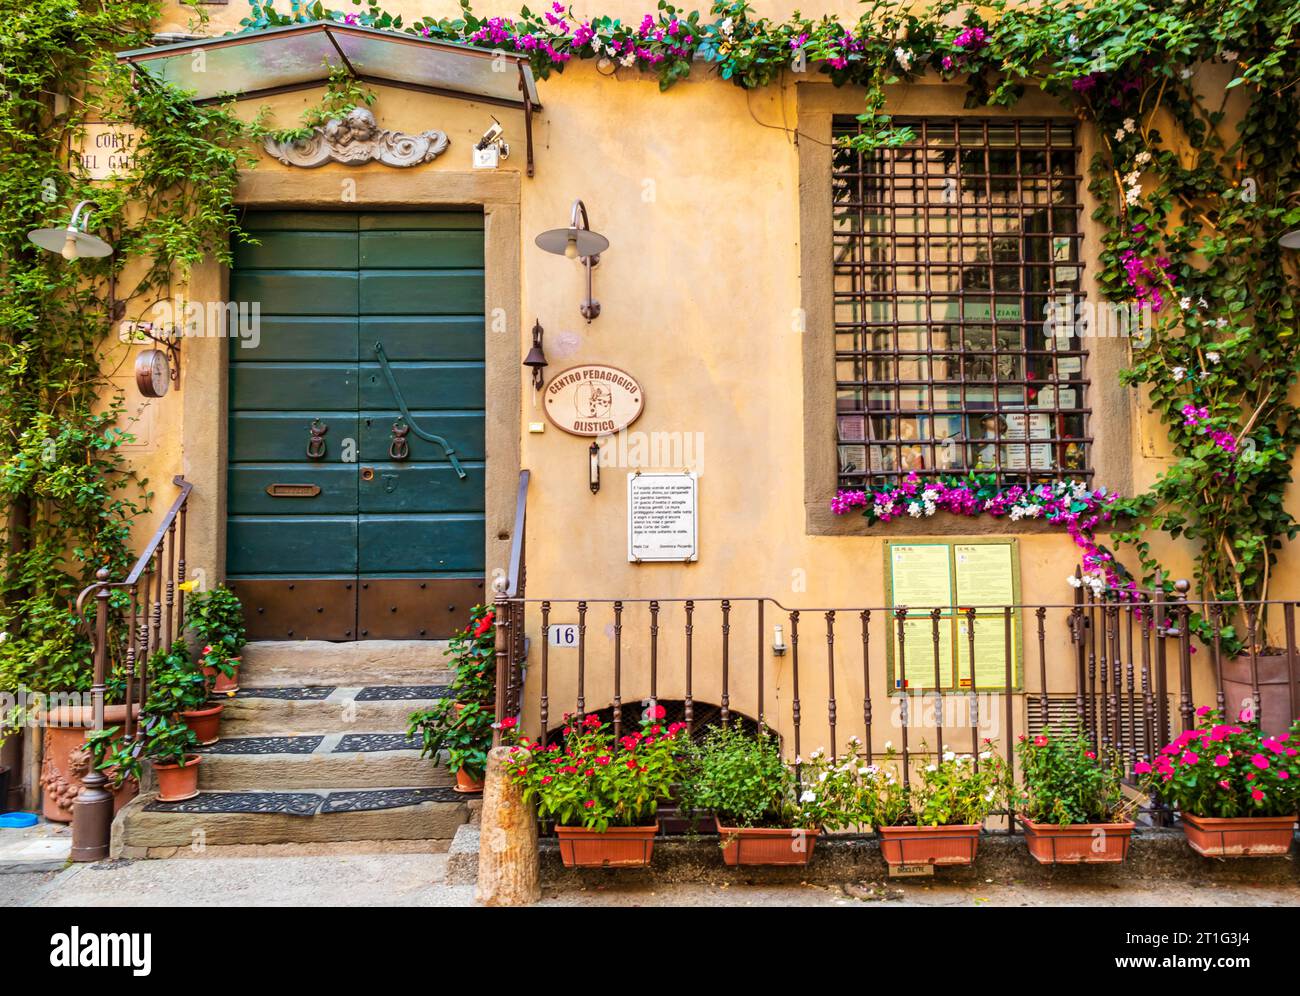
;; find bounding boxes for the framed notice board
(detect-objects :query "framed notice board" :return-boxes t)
[883,539,1023,692]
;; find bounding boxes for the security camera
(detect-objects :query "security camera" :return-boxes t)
[476,118,505,151]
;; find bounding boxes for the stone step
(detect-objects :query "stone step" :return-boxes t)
[218,685,449,736]
[113,788,472,856]
[194,733,448,791]
[240,640,454,688]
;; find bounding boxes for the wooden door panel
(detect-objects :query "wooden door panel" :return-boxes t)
[231,271,359,316]
[230,317,358,362]
[361,317,484,361]
[233,231,359,270]
[229,412,360,463]
[359,463,486,514]
[359,270,483,315]
[357,410,484,461]
[359,230,484,268]
[227,516,359,575]
[230,363,357,411]
[357,513,485,574]
[358,362,484,410]
[228,465,359,516]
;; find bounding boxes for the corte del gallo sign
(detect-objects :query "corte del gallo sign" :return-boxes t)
[544,364,644,436]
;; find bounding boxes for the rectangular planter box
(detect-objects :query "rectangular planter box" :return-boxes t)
[878,824,981,868]
[1019,816,1135,864]
[555,823,658,868]
[715,818,818,866]
[1180,813,1297,858]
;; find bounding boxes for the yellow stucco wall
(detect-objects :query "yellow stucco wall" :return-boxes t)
[107,2,1290,755]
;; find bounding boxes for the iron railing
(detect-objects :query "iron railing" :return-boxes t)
[69,475,193,860]
[495,574,1300,826]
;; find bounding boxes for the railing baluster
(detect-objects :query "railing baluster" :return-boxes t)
[1153,585,1169,748]
[825,610,837,761]
[125,585,138,743]
[789,610,801,777]
[151,548,163,659]
[164,518,176,652]
[612,601,623,743]
[756,599,765,730]
[895,607,910,788]
[1286,602,1298,728]
[539,600,550,746]
[720,600,731,727]
[649,600,659,713]
[176,497,188,642]
[860,609,872,763]
[930,607,943,762]
[1140,593,1155,764]
[1035,606,1047,752]
[576,600,587,718]
[967,606,979,770]
[1246,602,1261,724]
[1099,594,1110,757]
[1086,584,1098,750]
[1176,581,1194,732]
[684,600,694,734]
[1003,605,1014,833]
[1124,602,1137,774]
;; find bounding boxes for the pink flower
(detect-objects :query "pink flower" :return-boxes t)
[584,799,596,808]
[1034,735,1049,747]
[1251,788,1265,802]
[1218,780,1230,789]
[1251,754,1270,770]
[1134,761,1151,774]
[1196,705,1211,717]
[1277,771,1290,780]
[1214,754,1230,767]
[1182,751,1199,764]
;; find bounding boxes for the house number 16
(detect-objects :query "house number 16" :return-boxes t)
[547,624,579,648]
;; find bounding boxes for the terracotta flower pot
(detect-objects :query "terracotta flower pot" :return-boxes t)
[878,824,982,868]
[555,822,658,868]
[715,817,818,866]
[38,705,140,823]
[1180,813,1297,858]
[1019,815,1135,864]
[153,755,202,803]
[202,661,240,695]
[454,767,484,794]
[180,703,224,746]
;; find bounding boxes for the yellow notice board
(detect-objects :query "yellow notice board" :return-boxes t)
[885,540,1022,692]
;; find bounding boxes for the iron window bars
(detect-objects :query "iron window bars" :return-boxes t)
[832,117,1092,490]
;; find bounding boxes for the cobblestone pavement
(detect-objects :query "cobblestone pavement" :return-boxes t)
[2,853,1297,907]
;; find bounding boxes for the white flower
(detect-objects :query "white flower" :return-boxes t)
[810,747,824,759]
[619,51,636,67]
[1198,297,1208,309]
[1067,575,1083,589]
[799,790,816,803]
[894,47,912,70]
[883,740,893,750]
[943,750,956,762]
[1125,187,1141,206]
[959,754,974,764]
[1205,351,1220,365]
[1114,128,1127,142]
[1135,150,1151,166]
[1180,67,1194,80]
[1221,50,1239,62]
[925,763,937,772]
[984,788,996,802]
[0,631,7,644]
[720,16,734,36]
[1171,366,1186,381]
[819,771,829,782]
[1216,317,1228,328]
[1122,117,1136,133]
[1179,297,1192,311]
[979,750,992,761]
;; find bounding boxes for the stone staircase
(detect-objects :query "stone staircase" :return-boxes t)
[111,640,478,858]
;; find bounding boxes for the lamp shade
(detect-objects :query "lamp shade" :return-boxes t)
[1279,229,1300,250]
[535,225,608,258]
[27,226,113,260]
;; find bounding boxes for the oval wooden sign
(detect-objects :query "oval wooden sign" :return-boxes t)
[543,364,644,436]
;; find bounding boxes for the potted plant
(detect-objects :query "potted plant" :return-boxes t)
[184,586,246,693]
[872,742,1008,869]
[89,712,202,803]
[1015,729,1136,864]
[1138,707,1300,857]
[680,725,819,865]
[505,711,687,868]
[408,605,495,792]
[148,644,221,746]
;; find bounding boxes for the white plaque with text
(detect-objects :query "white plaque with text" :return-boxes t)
[627,472,698,562]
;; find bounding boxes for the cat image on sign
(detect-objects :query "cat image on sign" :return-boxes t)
[576,383,613,419]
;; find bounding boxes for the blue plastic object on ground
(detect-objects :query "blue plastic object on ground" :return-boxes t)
[0,812,39,828]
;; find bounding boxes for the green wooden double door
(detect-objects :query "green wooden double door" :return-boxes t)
[226,211,486,641]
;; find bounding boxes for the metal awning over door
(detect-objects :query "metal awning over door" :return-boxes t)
[116,21,541,173]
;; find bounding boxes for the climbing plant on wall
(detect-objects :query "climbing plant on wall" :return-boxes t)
[0,0,252,703]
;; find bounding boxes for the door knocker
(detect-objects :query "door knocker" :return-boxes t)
[306,419,328,460]
[388,420,410,461]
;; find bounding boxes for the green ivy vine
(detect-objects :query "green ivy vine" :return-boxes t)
[0,0,253,707]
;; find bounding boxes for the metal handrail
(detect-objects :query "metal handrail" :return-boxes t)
[505,469,529,598]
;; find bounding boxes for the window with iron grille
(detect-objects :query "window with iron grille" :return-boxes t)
[832,117,1090,490]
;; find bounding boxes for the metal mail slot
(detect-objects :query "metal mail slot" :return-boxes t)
[265,483,321,498]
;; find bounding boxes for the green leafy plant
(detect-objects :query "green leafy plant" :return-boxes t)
[143,643,209,715]
[87,712,199,789]
[1015,728,1126,824]
[505,710,687,831]
[679,725,798,828]
[1138,708,1300,819]
[407,604,495,779]
[185,585,247,680]
[868,741,1009,828]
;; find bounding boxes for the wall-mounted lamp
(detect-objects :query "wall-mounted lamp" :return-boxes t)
[523,319,548,390]
[28,200,114,261]
[772,624,787,657]
[535,199,609,323]
[589,441,601,494]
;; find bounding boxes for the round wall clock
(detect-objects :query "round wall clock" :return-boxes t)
[134,347,171,398]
